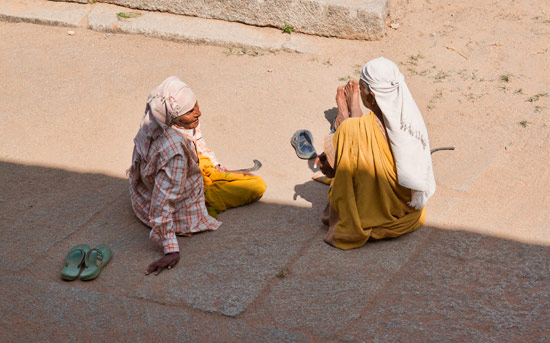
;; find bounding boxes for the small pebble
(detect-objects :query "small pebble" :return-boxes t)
[267,68,273,73]
[430,32,437,37]
[390,23,400,29]
[67,30,75,36]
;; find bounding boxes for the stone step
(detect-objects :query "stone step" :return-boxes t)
[54,0,390,40]
[87,3,320,53]
[1,0,325,53]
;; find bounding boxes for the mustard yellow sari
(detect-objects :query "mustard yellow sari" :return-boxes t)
[325,113,425,250]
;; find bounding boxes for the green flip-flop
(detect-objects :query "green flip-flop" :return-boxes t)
[80,244,112,281]
[61,244,90,281]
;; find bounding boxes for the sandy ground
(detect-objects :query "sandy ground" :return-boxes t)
[1,0,549,341]
[3,0,549,239]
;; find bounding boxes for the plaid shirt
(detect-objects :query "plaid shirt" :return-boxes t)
[129,128,221,254]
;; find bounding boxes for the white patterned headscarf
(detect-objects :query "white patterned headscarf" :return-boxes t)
[128,76,197,183]
[360,57,435,209]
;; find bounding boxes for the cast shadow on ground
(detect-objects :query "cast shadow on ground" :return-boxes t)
[293,179,327,206]
[0,160,329,274]
[1,160,549,342]
[324,106,338,132]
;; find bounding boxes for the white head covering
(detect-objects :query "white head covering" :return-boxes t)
[360,57,435,209]
[128,76,197,183]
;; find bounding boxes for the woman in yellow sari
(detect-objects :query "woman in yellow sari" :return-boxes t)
[316,57,435,250]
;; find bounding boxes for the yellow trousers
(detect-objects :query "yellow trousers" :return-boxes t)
[199,155,266,214]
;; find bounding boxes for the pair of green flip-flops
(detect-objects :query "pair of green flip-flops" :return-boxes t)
[61,244,112,281]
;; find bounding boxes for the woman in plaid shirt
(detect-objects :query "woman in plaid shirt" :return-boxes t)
[128,76,266,275]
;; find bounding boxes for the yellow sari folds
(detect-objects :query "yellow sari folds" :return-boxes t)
[198,155,266,216]
[325,113,425,250]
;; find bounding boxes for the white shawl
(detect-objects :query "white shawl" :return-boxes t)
[360,57,435,209]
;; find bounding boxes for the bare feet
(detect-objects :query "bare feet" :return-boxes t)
[334,85,349,130]
[345,80,363,118]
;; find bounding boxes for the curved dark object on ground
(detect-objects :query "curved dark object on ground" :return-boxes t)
[236,159,263,172]
[430,146,455,154]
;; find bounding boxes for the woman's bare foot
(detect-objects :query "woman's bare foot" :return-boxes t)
[345,80,363,118]
[334,85,349,130]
